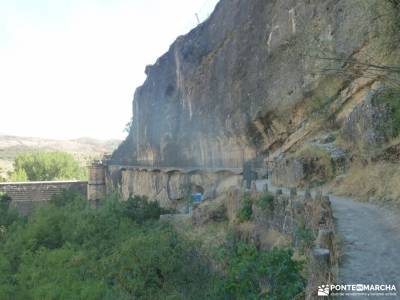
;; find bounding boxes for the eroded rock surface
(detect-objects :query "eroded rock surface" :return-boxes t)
[112,0,398,170]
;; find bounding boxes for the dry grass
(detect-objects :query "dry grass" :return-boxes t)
[296,144,330,160]
[237,222,291,250]
[332,162,400,207]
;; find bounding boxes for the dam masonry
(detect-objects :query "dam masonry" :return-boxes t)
[0,180,87,215]
[87,157,247,211]
[1,156,265,215]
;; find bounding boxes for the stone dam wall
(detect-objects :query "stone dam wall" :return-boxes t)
[0,181,87,215]
[0,162,245,215]
[104,164,243,210]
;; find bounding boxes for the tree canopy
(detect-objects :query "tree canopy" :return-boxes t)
[10,152,87,182]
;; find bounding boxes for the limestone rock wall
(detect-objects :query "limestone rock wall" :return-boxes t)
[271,158,305,188]
[112,0,397,169]
[341,87,394,154]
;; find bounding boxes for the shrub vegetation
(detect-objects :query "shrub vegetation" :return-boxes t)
[237,192,253,222]
[216,233,305,300]
[255,192,275,213]
[376,88,400,138]
[0,191,305,299]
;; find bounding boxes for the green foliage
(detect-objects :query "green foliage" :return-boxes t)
[0,167,6,182]
[377,89,400,138]
[0,193,20,230]
[294,223,315,254]
[216,239,305,300]
[11,151,87,182]
[237,193,253,222]
[0,191,307,299]
[388,0,400,7]
[0,192,12,208]
[255,192,275,213]
[9,168,28,182]
[50,188,86,207]
[122,195,171,224]
[0,194,215,300]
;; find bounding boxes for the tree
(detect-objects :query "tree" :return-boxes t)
[0,167,5,182]
[9,168,28,182]
[0,192,19,232]
[11,152,87,182]
[0,194,215,300]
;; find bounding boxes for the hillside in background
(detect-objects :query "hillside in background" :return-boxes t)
[0,135,120,179]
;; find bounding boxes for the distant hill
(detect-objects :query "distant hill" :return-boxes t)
[0,135,121,178]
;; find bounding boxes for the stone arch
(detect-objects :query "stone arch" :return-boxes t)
[187,169,203,175]
[192,184,204,194]
[166,169,182,175]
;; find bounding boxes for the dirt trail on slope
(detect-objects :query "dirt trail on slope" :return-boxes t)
[255,180,400,299]
[330,196,400,298]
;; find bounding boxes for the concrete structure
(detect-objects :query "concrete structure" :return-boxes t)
[86,158,248,209]
[0,158,260,215]
[87,161,106,201]
[0,181,87,215]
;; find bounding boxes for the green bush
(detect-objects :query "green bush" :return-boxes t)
[388,0,400,7]
[10,151,87,182]
[216,240,305,300]
[295,223,315,254]
[0,192,307,299]
[237,193,253,222]
[0,192,20,230]
[256,192,275,213]
[122,195,171,224]
[50,188,86,207]
[376,89,400,138]
[0,194,215,300]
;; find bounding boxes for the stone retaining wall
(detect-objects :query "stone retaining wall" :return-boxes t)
[0,181,87,215]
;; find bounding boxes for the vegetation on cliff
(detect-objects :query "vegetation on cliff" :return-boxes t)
[0,191,305,299]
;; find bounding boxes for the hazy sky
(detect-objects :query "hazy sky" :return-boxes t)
[0,0,219,140]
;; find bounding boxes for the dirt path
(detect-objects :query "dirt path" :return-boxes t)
[330,196,400,296]
[256,180,400,298]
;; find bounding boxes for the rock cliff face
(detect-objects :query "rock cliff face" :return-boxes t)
[113,0,399,183]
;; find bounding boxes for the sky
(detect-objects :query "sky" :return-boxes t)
[0,0,219,140]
